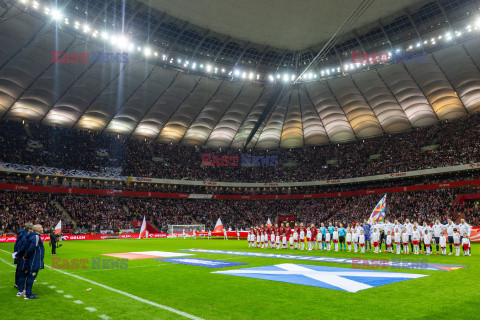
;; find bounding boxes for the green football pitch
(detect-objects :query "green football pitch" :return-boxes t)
[1,239,478,320]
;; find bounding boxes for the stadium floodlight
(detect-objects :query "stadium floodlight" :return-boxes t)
[128,43,134,51]
[476,17,480,28]
[177,58,182,63]
[200,64,204,68]
[32,1,38,9]
[64,18,69,25]
[249,72,254,80]
[51,8,62,21]
[321,71,325,76]
[234,69,240,76]
[456,31,462,37]
[117,37,129,49]
[313,74,317,78]
[241,72,247,79]
[162,54,167,60]
[221,68,225,73]
[276,74,281,79]
[44,7,49,15]
[283,74,289,82]
[445,32,452,40]
[83,24,91,33]
[256,74,260,80]
[143,47,151,56]
[416,42,421,48]
[101,31,109,40]
[206,64,212,72]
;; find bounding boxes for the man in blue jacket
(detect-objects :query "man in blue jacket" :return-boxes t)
[13,223,33,294]
[363,219,372,252]
[13,223,32,289]
[23,224,44,300]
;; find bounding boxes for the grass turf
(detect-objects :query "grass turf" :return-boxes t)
[0,239,478,320]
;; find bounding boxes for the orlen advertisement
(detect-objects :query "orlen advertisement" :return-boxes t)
[0,233,167,243]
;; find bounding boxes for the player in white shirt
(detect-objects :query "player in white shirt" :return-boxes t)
[371,228,380,253]
[260,233,265,248]
[359,231,366,253]
[462,233,471,256]
[445,219,457,255]
[224,228,228,240]
[346,227,352,252]
[325,231,331,251]
[394,228,402,254]
[236,229,240,240]
[404,219,414,252]
[412,226,421,255]
[353,228,359,253]
[402,229,410,254]
[208,229,212,240]
[289,233,294,249]
[386,231,393,253]
[282,232,287,249]
[453,229,461,256]
[383,220,394,252]
[306,228,313,251]
[432,219,444,254]
[293,229,299,249]
[275,232,280,249]
[270,232,275,249]
[299,227,306,251]
[332,228,339,251]
[439,231,447,255]
[193,228,196,239]
[424,230,432,255]
[316,230,322,251]
[458,219,472,253]
[183,228,186,239]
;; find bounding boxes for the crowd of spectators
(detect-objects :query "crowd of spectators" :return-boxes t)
[0,191,72,233]
[1,187,479,234]
[0,113,479,183]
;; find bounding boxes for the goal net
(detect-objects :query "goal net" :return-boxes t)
[167,224,205,237]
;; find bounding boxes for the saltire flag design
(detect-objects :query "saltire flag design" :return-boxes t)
[138,216,147,239]
[368,194,386,224]
[213,218,223,233]
[267,218,272,225]
[214,263,427,292]
[54,220,62,234]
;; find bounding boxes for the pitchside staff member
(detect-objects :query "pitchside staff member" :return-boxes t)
[22,224,45,299]
[49,228,60,255]
[13,222,33,290]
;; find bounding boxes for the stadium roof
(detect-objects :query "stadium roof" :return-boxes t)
[0,0,480,149]
[138,0,427,51]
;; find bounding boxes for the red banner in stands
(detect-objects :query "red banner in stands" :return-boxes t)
[1,179,480,200]
[0,233,168,243]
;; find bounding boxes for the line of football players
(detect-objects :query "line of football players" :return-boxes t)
[247,218,471,256]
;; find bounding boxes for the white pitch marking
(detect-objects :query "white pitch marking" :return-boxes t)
[41,282,48,285]
[0,257,16,268]
[45,264,204,320]
[85,307,97,312]
[0,248,203,320]
[64,295,73,298]
[98,315,112,320]
[73,300,84,304]
[49,286,56,289]
[57,290,64,293]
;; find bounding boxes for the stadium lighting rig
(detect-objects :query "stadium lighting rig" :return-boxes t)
[15,0,480,85]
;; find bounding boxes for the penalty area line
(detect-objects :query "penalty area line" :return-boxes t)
[0,248,204,320]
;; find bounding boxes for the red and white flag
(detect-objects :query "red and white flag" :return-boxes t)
[139,216,147,239]
[213,218,223,233]
[54,220,62,234]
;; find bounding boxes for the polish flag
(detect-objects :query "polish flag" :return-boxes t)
[139,216,147,239]
[213,218,223,233]
[54,220,62,234]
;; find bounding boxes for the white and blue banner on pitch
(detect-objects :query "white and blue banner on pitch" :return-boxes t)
[180,249,467,271]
